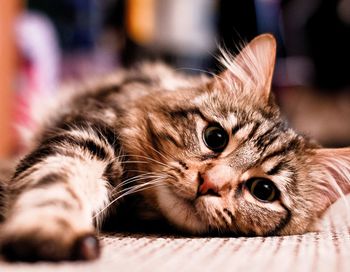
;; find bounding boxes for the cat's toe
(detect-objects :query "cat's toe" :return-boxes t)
[0,232,100,262]
[72,234,100,260]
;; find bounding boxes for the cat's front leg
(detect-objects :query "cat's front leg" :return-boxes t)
[0,123,121,262]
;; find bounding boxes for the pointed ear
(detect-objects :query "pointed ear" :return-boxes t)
[309,147,350,207]
[218,34,277,102]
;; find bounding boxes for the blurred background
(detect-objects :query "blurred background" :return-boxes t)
[0,0,349,158]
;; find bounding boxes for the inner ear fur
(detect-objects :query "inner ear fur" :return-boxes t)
[217,33,277,102]
[309,147,350,207]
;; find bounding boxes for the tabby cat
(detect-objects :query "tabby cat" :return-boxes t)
[0,34,349,262]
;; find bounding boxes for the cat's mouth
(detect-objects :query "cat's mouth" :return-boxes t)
[155,185,215,233]
[155,183,229,234]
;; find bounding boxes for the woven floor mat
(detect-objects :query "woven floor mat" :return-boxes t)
[1,198,350,272]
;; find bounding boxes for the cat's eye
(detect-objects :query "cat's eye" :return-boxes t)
[246,178,279,202]
[203,124,228,152]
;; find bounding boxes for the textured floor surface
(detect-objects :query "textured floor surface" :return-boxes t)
[1,199,350,272]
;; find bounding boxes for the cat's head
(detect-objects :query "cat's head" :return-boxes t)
[123,34,350,235]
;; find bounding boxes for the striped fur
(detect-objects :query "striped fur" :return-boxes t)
[0,34,349,262]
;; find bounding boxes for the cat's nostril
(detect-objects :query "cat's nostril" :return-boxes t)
[197,179,221,197]
[197,165,232,197]
[198,173,205,185]
[205,188,221,197]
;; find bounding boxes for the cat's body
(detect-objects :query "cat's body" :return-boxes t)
[0,34,349,262]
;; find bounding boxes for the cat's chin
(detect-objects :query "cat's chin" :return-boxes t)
[155,186,209,234]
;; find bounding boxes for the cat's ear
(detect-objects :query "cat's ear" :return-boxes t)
[309,147,350,208]
[218,34,277,102]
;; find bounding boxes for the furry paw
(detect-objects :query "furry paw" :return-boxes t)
[0,215,100,262]
[1,233,100,262]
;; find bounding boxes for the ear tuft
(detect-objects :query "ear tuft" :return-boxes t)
[218,33,277,102]
[310,148,350,212]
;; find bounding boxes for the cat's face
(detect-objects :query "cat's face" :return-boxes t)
[124,34,350,235]
[134,86,314,236]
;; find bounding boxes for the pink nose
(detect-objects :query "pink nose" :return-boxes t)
[198,165,232,196]
[198,179,220,196]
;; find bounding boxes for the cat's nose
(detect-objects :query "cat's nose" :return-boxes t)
[197,165,232,197]
[198,177,221,196]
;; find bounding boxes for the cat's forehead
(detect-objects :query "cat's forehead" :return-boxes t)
[192,88,279,126]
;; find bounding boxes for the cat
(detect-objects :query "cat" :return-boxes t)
[0,34,349,262]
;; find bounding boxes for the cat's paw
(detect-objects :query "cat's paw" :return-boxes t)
[1,233,100,262]
[0,215,100,262]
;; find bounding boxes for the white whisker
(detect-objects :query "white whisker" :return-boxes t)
[111,173,169,195]
[93,178,166,219]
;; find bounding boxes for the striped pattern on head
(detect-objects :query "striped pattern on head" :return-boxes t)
[121,34,350,235]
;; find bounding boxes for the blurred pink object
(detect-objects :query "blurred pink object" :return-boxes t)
[14,12,60,133]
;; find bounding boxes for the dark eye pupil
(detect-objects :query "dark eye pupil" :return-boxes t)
[247,178,278,202]
[203,125,228,151]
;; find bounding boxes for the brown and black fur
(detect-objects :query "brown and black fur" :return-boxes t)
[0,34,349,262]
